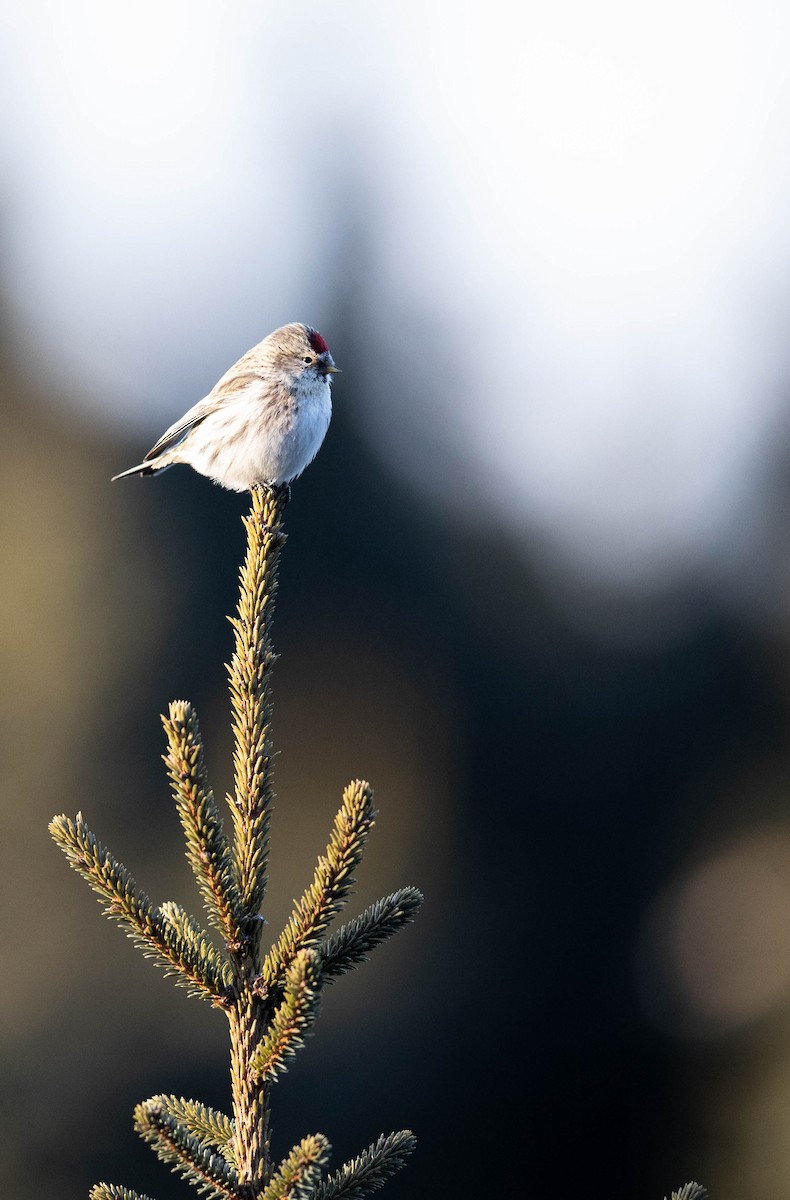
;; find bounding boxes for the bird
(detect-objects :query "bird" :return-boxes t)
[112,323,339,492]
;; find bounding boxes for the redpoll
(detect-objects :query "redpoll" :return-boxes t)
[112,323,339,492]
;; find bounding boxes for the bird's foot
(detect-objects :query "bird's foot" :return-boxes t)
[252,481,291,508]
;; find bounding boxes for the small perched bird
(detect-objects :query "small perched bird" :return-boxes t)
[112,322,339,492]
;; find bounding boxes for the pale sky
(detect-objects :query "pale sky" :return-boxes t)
[3,1,790,609]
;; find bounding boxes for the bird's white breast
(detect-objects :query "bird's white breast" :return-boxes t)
[183,373,332,490]
[273,373,333,483]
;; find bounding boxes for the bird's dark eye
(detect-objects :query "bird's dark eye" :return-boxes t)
[302,355,314,364]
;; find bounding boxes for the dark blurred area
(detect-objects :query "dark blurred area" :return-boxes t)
[5,285,790,1200]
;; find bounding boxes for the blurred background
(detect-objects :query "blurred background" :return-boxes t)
[3,2,790,1197]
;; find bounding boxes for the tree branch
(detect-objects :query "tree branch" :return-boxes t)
[250,950,322,1082]
[262,781,376,989]
[49,813,232,1004]
[261,1134,330,1200]
[134,1099,239,1200]
[319,888,423,984]
[163,700,243,947]
[312,1131,417,1200]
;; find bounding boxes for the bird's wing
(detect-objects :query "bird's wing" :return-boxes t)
[208,344,267,397]
[143,371,262,461]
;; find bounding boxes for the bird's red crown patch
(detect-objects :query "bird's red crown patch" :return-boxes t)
[308,330,329,355]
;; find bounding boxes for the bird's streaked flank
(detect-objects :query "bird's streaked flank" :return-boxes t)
[113,322,338,491]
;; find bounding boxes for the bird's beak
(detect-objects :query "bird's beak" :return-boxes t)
[318,352,340,375]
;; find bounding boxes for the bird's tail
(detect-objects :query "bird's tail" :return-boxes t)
[111,458,172,482]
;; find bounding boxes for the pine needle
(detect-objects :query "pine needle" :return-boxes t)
[226,485,287,932]
[320,887,423,983]
[262,781,376,989]
[250,949,322,1082]
[162,700,243,946]
[90,1186,158,1200]
[49,813,232,1004]
[134,1100,238,1200]
[313,1131,417,1200]
[261,1133,331,1200]
[144,1095,235,1161]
